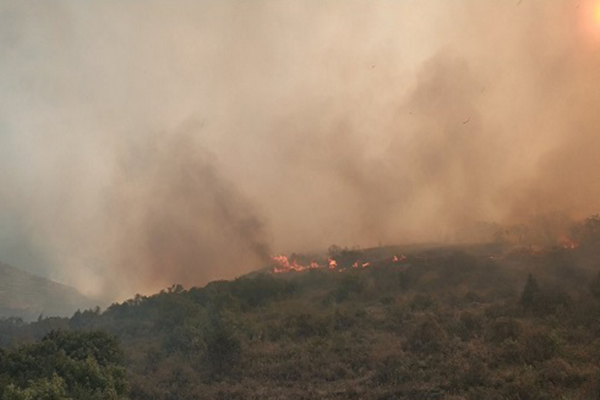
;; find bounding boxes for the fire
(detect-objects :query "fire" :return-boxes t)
[392,254,407,263]
[271,255,294,274]
[558,235,579,250]
[351,260,377,268]
[271,255,348,273]
[271,255,322,274]
[272,253,394,274]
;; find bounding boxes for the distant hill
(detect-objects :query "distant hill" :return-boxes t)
[0,262,95,321]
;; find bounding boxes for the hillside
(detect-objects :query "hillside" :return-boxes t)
[2,240,600,399]
[0,262,95,321]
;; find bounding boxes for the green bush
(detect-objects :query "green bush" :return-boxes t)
[485,317,521,344]
[407,316,447,353]
[0,331,128,400]
[333,274,366,302]
[202,314,242,380]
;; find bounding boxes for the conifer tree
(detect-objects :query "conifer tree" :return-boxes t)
[520,273,539,308]
[590,271,600,301]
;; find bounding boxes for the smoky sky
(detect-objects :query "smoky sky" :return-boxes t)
[1,0,600,299]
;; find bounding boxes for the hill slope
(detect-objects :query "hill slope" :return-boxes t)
[0,262,95,320]
[3,243,600,399]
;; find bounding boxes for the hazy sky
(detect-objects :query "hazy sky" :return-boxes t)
[1,1,600,299]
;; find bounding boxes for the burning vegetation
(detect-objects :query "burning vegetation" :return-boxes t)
[271,248,408,275]
[270,214,598,276]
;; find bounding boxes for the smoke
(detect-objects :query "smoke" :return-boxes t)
[1,0,600,299]
[105,131,271,298]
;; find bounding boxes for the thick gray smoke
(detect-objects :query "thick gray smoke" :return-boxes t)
[1,0,600,299]
[106,131,270,297]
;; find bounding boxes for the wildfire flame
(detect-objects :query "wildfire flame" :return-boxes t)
[558,235,579,250]
[393,254,407,263]
[271,255,322,274]
[272,253,407,274]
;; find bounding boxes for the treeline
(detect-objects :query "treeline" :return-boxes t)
[2,244,600,398]
[0,330,128,400]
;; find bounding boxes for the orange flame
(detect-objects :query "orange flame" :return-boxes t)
[558,235,579,250]
[271,255,320,273]
[393,254,407,263]
[328,258,338,269]
[272,254,391,274]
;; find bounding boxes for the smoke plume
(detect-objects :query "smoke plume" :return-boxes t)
[1,0,600,299]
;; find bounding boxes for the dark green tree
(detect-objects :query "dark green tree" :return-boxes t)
[590,271,600,301]
[203,312,241,380]
[520,273,540,308]
[0,330,128,400]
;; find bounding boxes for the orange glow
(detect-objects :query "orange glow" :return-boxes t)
[272,255,321,273]
[271,255,391,274]
[557,235,579,250]
[328,258,338,269]
[392,255,407,263]
[581,0,600,42]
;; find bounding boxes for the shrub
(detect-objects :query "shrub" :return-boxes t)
[0,330,128,400]
[284,313,329,339]
[520,330,560,364]
[407,316,447,353]
[452,311,483,341]
[333,274,366,302]
[485,317,522,344]
[371,356,409,386]
[203,314,242,380]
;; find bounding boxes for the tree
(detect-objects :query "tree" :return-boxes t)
[0,331,129,400]
[2,374,68,400]
[520,273,540,309]
[590,271,600,301]
[203,312,241,380]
